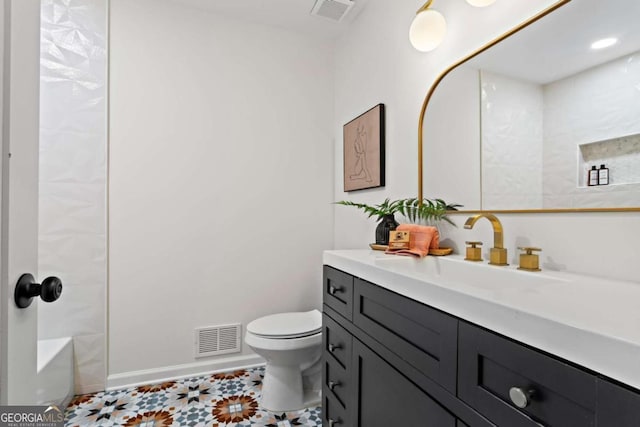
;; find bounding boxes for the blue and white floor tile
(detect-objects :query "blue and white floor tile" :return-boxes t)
[65,366,322,426]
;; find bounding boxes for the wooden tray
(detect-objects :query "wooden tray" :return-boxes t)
[370,244,453,256]
[369,244,388,251]
[429,247,453,256]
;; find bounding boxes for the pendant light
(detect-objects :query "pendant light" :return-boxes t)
[409,1,447,52]
[410,0,497,52]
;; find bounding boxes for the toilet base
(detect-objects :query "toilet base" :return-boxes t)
[260,364,321,412]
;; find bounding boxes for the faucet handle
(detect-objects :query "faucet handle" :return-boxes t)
[518,247,541,254]
[518,247,542,272]
[464,241,483,262]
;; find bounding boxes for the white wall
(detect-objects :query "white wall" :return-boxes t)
[108,0,334,383]
[333,0,640,284]
[38,0,108,394]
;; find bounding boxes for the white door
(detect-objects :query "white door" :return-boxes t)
[0,0,43,405]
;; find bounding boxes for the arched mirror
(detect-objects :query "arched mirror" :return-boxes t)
[420,0,640,212]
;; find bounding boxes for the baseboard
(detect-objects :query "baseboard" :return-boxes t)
[106,354,264,391]
[76,383,106,396]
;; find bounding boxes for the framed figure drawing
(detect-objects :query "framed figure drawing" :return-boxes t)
[343,104,385,192]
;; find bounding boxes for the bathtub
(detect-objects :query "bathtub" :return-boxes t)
[37,337,74,408]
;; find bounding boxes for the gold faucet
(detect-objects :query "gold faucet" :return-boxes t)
[464,213,508,266]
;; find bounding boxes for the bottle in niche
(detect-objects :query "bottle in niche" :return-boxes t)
[598,164,609,185]
[588,165,599,186]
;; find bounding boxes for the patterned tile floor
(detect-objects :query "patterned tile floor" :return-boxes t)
[65,367,322,426]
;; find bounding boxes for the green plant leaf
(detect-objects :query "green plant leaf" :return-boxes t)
[335,197,462,225]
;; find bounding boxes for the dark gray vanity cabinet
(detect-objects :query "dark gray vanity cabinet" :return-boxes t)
[322,266,489,427]
[322,265,640,427]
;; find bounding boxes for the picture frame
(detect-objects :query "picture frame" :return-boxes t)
[343,103,385,192]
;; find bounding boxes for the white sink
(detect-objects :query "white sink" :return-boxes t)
[373,254,566,292]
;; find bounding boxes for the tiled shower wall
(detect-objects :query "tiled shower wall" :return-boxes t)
[38,0,107,394]
[543,51,640,208]
[479,51,640,210]
[481,70,544,210]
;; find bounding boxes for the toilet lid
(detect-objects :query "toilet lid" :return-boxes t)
[247,310,322,339]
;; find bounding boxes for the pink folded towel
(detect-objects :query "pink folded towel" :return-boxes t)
[385,224,439,258]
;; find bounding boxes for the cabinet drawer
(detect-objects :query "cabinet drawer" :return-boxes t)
[353,278,458,393]
[323,313,352,370]
[323,387,349,427]
[324,355,350,411]
[323,266,354,321]
[596,379,640,426]
[458,321,596,427]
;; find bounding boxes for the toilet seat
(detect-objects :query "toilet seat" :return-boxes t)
[247,310,321,339]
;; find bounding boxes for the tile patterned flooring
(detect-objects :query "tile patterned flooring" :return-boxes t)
[65,367,322,426]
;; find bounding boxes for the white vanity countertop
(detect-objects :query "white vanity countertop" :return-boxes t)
[323,249,640,390]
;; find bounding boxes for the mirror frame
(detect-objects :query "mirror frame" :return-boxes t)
[417,0,640,214]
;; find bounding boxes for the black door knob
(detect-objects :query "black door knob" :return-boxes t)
[14,273,63,309]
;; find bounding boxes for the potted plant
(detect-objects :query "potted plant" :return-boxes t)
[335,198,403,245]
[335,197,461,245]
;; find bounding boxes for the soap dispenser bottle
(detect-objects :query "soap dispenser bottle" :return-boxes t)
[588,165,599,186]
[598,164,609,185]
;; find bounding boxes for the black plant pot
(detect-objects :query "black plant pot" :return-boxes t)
[375,214,400,245]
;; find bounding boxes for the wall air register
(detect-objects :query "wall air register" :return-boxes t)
[195,324,241,358]
[310,0,355,22]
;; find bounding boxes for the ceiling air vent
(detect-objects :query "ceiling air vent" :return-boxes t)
[195,324,241,358]
[310,0,355,22]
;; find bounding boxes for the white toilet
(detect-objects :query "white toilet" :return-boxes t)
[245,309,322,412]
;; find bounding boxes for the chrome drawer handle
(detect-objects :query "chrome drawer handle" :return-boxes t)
[509,387,534,409]
[328,418,342,426]
[328,380,341,390]
[328,343,341,353]
[328,285,343,295]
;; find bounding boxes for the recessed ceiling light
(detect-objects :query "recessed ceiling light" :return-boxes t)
[591,38,618,50]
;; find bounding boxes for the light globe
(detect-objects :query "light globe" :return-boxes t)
[409,9,447,52]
